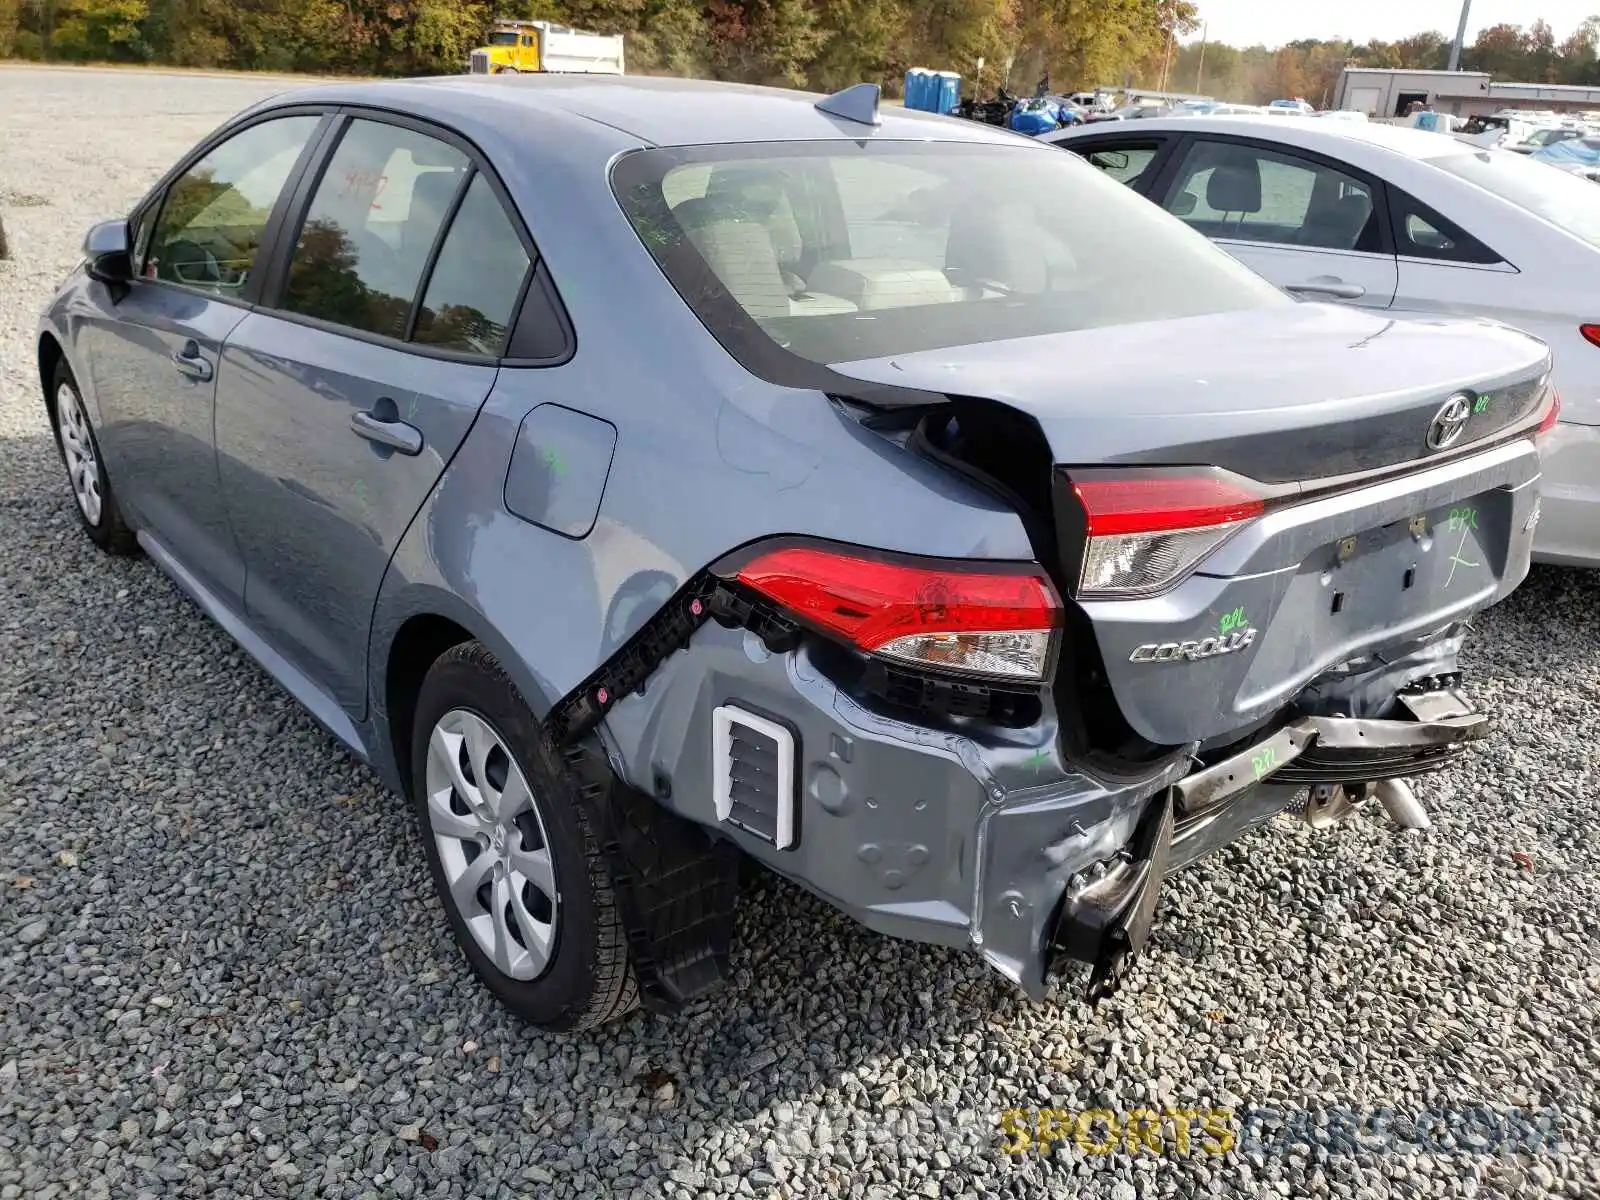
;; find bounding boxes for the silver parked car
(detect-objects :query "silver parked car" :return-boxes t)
[40,78,1554,1030]
[1046,114,1600,566]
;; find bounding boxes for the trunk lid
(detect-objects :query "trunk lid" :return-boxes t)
[832,304,1550,483]
[832,304,1552,747]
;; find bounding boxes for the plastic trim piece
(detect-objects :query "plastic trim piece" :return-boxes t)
[711,704,797,850]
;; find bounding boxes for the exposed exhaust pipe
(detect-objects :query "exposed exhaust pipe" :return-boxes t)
[1374,778,1431,830]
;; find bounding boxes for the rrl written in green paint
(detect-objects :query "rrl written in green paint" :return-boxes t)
[1218,606,1248,636]
[1473,396,1490,414]
[1446,506,1479,533]
[1251,745,1279,781]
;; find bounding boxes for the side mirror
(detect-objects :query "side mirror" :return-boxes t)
[83,219,133,285]
[1170,191,1198,217]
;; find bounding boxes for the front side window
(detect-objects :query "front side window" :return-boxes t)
[1073,142,1161,187]
[281,119,468,338]
[1165,139,1381,253]
[488,31,517,45]
[413,175,530,355]
[613,140,1287,376]
[145,116,320,295]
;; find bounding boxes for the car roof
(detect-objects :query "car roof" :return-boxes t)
[1049,114,1482,162]
[264,74,1030,148]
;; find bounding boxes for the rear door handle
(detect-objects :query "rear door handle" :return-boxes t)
[170,340,213,382]
[350,407,423,456]
[1286,279,1366,300]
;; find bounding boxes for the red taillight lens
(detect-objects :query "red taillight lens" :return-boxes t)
[1579,324,1600,349]
[734,546,1060,680]
[1073,477,1266,537]
[1537,385,1562,436]
[1070,471,1268,599]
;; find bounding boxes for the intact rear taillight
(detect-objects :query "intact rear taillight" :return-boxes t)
[733,546,1061,680]
[1579,324,1600,350]
[1070,471,1267,599]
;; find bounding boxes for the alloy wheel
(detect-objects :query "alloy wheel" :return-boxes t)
[55,384,102,525]
[424,708,559,979]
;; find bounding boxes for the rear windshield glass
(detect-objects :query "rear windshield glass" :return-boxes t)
[1430,149,1600,248]
[612,141,1288,380]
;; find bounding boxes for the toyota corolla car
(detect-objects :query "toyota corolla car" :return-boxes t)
[1045,114,1598,567]
[40,77,1555,1031]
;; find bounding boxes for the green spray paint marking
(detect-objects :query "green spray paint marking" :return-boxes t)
[1218,606,1249,637]
[1025,747,1051,774]
[353,479,367,502]
[406,396,421,422]
[1251,745,1279,781]
[1444,506,1482,587]
[1473,396,1490,414]
[541,449,568,478]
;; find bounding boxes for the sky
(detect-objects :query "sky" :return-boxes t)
[1188,1,1591,49]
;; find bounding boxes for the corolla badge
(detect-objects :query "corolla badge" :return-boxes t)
[1426,394,1474,451]
[1129,627,1257,664]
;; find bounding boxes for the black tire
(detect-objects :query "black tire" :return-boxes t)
[48,359,137,556]
[410,642,638,1031]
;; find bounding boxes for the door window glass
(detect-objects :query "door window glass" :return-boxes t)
[1166,139,1381,252]
[282,119,469,339]
[1075,144,1160,186]
[145,116,320,296]
[412,175,531,355]
[1390,191,1502,264]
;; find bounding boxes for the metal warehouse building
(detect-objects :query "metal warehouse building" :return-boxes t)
[1334,67,1600,119]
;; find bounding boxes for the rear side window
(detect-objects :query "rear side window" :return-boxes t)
[1165,139,1382,253]
[612,141,1287,378]
[412,174,531,355]
[281,119,468,338]
[1388,190,1501,264]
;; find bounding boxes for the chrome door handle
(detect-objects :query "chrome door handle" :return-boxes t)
[1286,280,1366,300]
[170,342,213,381]
[350,409,423,456]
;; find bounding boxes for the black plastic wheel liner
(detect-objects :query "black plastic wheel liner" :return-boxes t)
[562,739,741,1012]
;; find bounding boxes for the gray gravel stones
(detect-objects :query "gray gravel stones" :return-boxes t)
[3,64,1600,1200]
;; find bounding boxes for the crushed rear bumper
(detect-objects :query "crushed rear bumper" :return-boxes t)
[1048,682,1486,998]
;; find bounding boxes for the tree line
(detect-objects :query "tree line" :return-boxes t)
[1168,18,1600,107]
[0,1,1594,108]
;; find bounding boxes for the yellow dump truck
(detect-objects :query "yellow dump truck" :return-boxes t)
[466,19,626,76]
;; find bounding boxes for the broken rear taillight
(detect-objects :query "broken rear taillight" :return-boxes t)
[1070,471,1267,599]
[1536,384,1562,436]
[732,545,1061,680]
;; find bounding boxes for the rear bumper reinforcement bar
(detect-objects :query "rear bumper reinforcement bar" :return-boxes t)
[1172,686,1488,818]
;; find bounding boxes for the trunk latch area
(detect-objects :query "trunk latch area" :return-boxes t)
[1050,791,1177,1003]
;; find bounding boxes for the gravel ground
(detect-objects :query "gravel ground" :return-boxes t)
[3,65,1600,1200]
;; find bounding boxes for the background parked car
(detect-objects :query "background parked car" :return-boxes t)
[1046,114,1600,567]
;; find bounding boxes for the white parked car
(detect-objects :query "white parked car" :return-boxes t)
[1045,115,1600,566]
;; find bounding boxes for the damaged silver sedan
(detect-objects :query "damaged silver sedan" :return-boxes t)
[39,75,1556,1028]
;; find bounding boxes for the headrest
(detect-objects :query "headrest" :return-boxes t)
[1205,163,1262,214]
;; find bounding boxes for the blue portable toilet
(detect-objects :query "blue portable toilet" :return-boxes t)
[903,68,930,112]
[932,71,961,114]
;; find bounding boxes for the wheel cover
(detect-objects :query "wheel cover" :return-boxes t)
[55,384,103,526]
[425,708,559,980]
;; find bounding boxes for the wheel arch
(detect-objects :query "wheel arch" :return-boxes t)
[374,588,562,799]
[38,330,66,419]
